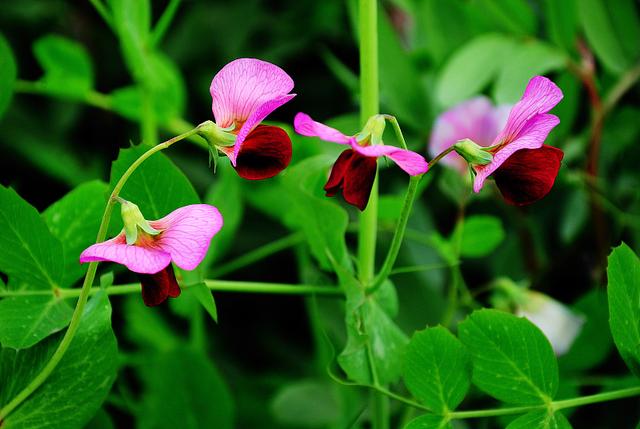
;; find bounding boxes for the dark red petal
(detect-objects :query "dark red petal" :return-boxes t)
[234,125,292,180]
[138,264,181,307]
[324,149,355,197]
[342,151,377,211]
[492,145,564,206]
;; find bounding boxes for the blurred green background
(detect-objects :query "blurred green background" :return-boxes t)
[1,0,639,428]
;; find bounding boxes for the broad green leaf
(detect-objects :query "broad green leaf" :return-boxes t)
[108,144,199,234]
[493,41,567,104]
[43,181,108,287]
[459,309,559,405]
[379,11,430,129]
[123,296,180,352]
[607,0,640,62]
[468,0,536,36]
[33,35,94,100]
[84,409,114,429]
[338,271,408,385]
[0,33,17,119]
[403,326,471,413]
[137,347,234,429]
[202,162,244,266]
[607,243,640,376]
[0,291,117,429]
[405,414,451,429]
[270,379,341,427]
[455,215,505,258]
[283,156,350,271]
[578,0,631,74]
[0,296,73,349]
[506,411,572,429]
[412,0,470,66]
[0,187,64,290]
[436,34,515,108]
[544,0,578,53]
[185,282,218,323]
[559,290,612,372]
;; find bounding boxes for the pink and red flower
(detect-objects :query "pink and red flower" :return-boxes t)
[209,58,295,180]
[294,113,428,210]
[80,204,223,306]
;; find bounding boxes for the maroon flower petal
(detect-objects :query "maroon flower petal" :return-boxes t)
[233,125,292,180]
[324,149,377,211]
[492,145,564,206]
[138,264,181,306]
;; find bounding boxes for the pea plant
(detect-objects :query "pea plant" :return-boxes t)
[0,0,639,428]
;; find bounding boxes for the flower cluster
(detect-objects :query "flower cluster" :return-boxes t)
[81,59,565,305]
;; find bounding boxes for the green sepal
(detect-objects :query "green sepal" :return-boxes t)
[356,114,386,146]
[454,138,493,165]
[120,200,160,245]
[197,120,236,148]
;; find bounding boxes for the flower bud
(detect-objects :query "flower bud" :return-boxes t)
[120,200,161,245]
[453,138,493,166]
[357,114,386,146]
[197,120,236,149]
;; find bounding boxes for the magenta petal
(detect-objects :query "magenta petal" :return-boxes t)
[210,58,294,128]
[79,233,171,274]
[351,143,428,176]
[429,97,502,172]
[474,113,560,192]
[495,76,563,144]
[293,112,353,144]
[230,94,296,165]
[150,204,223,271]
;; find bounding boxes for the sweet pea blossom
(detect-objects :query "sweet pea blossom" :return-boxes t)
[80,203,223,306]
[431,76,564,206]
[517,291,584,356]
[429,96,510,173]
[206,58,295,180]
[294,113,428,210]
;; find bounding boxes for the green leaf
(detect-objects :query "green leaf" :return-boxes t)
[404,414,451,429]
[468,0,536,36]
[0,32,17,120]
[186,282,217,323]
[0,291,117,429]
[493,40,567,104]
[338,273,408,385]
[455,215,505,258]
[578,0,631,74]
[123,296,180,352]
[403,326,471,413]
[436,33,515,108]
[109,144,199,233]
[43,181,108,287]
[84,409,114,429]
[559,290,612,372]
[607,243,640,376]
[33,35,94,100]
[544,0,578,53]
[109,0,151,80]
[270,379,341,427]
[506,411,572,429]
[137,347,234,429]
[458,309,559,405]
[283,156,350,271]
[0,296,73,349]
[0,186,64,290]
[202,162,244,266]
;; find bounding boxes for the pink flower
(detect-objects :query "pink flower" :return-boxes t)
[294,113,428,210]
[473,76,564,206]
[80,204,223,306]
[209,58,295,180]
[429,97,510,173]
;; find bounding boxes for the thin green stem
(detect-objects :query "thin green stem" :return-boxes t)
[0,127,200,421]
[211,232,305,278]
[151,0,182,47]
[603,62,640,115]
[368,175,420,293]
[14,80,112,110]
[383,115,408,149]
[89,0,115,32]
[428,146,456,167]
[390,262,458,275]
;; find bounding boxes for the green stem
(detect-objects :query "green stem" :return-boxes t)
[383,115,408,149]
[428,146,456,167]
[0,127,200,421]
[89,0,115,32]
[151,0,182,47]
[368,175,420,293]
[0,281,343,299]
[211,232,305,278]
[603,61,640,115]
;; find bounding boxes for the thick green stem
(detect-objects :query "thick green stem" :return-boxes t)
[369,175,420,293]
[0,127,200,421]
